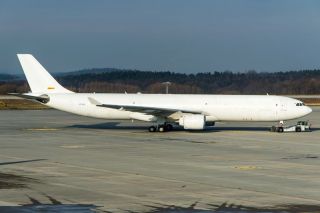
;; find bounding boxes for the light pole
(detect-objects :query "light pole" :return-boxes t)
[162,81,171,94]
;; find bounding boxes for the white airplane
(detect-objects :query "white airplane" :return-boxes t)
[13,54,312,132]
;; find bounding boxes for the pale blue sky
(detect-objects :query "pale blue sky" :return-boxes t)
[1,0,320,73]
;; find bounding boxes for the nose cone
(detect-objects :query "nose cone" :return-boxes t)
[305,106,312,115]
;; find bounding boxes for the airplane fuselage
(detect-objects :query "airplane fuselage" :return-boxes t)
[46,93,312,122]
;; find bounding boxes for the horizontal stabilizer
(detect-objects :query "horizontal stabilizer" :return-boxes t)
[9,93,50,103]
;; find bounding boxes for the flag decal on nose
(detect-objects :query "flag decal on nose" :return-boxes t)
[48,86,55,90]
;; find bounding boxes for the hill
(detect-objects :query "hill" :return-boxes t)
[0,74,18,82]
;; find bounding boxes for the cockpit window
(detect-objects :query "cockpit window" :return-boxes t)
[296,103,305,106]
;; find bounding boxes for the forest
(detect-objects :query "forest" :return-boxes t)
[1,68,320,95]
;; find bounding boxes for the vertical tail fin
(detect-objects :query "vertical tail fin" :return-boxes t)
[17,54,73,94]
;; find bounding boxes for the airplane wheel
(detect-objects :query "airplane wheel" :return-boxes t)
[165,124,173,131]
[148,126,156,132]
[278,127,284,133]
[158,125,165,132]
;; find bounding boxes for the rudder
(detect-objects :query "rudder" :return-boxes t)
[17,54,73,94]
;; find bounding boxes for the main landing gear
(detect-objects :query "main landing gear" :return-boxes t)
[148,123,173,132]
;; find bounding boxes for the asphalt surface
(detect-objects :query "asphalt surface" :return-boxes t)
[0,108,319,212]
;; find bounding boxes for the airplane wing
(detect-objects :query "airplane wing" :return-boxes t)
[88,97,202,117]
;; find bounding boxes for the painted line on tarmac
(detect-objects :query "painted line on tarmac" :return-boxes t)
[24,128,59,131]
[234,165,258,170]
[60,145,85,149]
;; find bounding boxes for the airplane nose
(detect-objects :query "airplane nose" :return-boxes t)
[305,106,312,115]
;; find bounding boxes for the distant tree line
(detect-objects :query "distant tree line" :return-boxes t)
[1,68,320,95]
[0,74,18,81]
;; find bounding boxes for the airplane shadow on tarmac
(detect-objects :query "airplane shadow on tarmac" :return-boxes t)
[68,122,147,130]
[0,159,46,166]
[67,122,320,133]
[0,195,109,213]
[0,159,46,189]
[0,159,109,212]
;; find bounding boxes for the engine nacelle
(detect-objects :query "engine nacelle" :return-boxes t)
[179,114,205,130]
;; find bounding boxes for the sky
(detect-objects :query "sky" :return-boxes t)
[1,0,320,74]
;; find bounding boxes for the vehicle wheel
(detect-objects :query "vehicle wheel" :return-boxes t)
[271,126,276,132]
[148,126,156,132]
[296,127,301,132]
[165,124,173,131]
[158,125,165,132]
[278,127,284,133]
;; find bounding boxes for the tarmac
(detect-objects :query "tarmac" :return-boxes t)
[0,108,320,212]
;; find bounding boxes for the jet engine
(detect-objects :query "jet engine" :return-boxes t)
[179,114,205,130]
